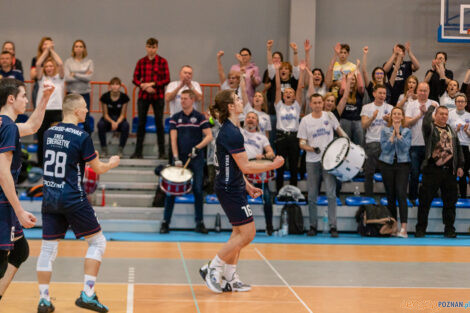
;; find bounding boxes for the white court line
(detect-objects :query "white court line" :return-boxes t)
[127,267,135,313]
[255,248,314,313]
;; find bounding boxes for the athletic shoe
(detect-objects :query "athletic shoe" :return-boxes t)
[75,291,109,313]
[37,298,55,313]
[199,262,209,281]
[204,264,223,293]
[222,272,251,292]
[160,222,169,234]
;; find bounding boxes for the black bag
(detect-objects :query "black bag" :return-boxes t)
[152,186,166,207]
[355,204,397,236]
[279,203,304,234]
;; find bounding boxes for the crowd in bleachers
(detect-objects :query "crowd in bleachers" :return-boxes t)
[3,36,470,238]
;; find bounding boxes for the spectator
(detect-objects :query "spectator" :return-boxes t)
[461,69,470,108]
[165,65,202,117]
[31,37,53,107]
[416,104,464,238]
[274,62,305,192]
[230,47,261,102]
[362,46,398,103]
[97,77,130,157]
[35,45,65,167]
[241,111,275,235]
[64,39,94,134]
[325,43,356,95]
[404,82,439,206]
[0,51,23,81]
[447,93,470,198]
[439,79,459,109]
[131,37,170,159]
[424,52,453,102]
[217,51,242,98]
[2,41,23,73]
[383,43,420,105]
[361,85,394,197]
[396,75,418,111]
[240,76,271,137]
[379,107,412,238]
[160,90,212,234]
[298,93,347,237]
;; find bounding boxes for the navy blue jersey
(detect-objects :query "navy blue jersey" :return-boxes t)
[0,115,22,204]
[169,109,209,161]
[42,123,97,212]
[214,120,246,192]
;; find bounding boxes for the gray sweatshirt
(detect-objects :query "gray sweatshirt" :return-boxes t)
[64,57,94,94]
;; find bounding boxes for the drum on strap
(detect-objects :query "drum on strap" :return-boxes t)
[160,166,193,196]
[246,159,275,184]
[84,165,99,195]
[322,137,365,182]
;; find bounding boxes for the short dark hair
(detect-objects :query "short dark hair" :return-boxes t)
[309,93,324,102]
[239,48,251,56]
[146,38,158,46]
[436,105,449,113]
[0,78,25,109]
[1,51,12,57]
[435,51,448,61]
[373,84,387,92]
[340,44,350,53]
[181,89,196,99]
[2,41,15,51]
[109,77,122,85]
[272,51,283,62]
[396,44,405,53]
[311,68,325,86]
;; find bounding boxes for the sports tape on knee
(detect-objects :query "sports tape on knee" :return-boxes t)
[85,233,106,262]
[36,240,58,272]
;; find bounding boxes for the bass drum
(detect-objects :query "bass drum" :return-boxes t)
[322,137,365,182]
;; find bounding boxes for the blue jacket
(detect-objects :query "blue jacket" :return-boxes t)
[379,126,411,164]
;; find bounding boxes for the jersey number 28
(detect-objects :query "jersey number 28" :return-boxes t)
[44,150,67,178]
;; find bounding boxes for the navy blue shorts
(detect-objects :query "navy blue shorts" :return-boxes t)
[42,202,101,240]
[0,204,23,250]
[215,188,253,226]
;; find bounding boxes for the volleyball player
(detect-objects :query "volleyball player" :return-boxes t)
[199,89,284,293]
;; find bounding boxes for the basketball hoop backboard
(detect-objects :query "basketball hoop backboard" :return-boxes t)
[439,0,470,42]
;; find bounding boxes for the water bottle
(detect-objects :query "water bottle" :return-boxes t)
[322,208,328,234]
[214,213,221,233]
[354,185,360,196]
[281,210,288,236]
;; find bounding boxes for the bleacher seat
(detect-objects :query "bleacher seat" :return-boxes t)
[274,197,307,205]
[132,116,156,133]
[316,195,342,206]
[26,144,38,153]
[352,176,365,182]
[373,173,383,182]
[380,197,413,206]
[175,194,194,203]
[19,192,42,201]
[283,171,291,180]
[456,198,470,208]
[431,198,443,207]
[205,194,219,204]
[247,195,263,204]
[345,196,376,206]
[78,115,95,132]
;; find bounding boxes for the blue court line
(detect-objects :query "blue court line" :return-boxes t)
[177,242,201,313]
[23,228,470,247]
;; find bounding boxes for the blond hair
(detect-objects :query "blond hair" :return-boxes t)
[62,93,85,115]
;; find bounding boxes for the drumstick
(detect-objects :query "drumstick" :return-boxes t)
[181,157,191,175]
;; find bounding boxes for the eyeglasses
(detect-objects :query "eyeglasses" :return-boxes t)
[240,54,250,57]
[455,100,467,103]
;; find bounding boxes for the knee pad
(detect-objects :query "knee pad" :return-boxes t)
[8,236,29,268]
[0,250,8,278]
[36,240,58,272]
[85,233,106,262]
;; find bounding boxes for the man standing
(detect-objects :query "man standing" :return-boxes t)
[415,104,464,238]
[0,51,23,81]
[165,65,202,117]
[160,90,212,234]
[241,111,276,235]
[0,78,54,302]
[36,94,120,313]
[405,82,439,206]
[131,38,170,159]
[2,41,23,74]
[298,94,346,237]
[361,85,394,196]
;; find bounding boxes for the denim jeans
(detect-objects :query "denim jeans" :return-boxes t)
[409,146,425,200]
[306,162,337,229]
[364,142,381,197]
[340,119,364,146]
[163,156,204,224]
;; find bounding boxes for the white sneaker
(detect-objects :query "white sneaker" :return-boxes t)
[222,272,251,292]
[204,264,223,293]
[397,228,408,238]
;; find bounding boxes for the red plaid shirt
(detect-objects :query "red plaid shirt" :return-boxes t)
[133,55,170,100]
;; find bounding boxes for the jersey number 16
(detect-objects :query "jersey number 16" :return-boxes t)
[44,150,67,178]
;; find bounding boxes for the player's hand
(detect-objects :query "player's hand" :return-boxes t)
[108,155,120,168]
[18,210,36,228]
[246,182,263,199]
[272,155,285,169]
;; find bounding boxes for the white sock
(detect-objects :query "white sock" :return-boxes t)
[224,264,237,281]
[84,275,96,297]
[39,284,50,301]
[210,255,225,269]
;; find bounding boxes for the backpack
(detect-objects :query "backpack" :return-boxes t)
[355,204,397,236]
[279,203,304,234]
